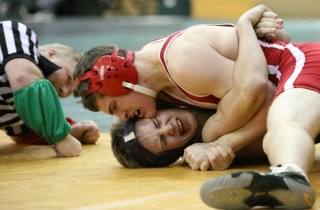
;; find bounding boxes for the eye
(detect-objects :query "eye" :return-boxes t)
[152,119,167,149]
[109,101,117,115]
[152,118,159,127]
[67,74,72,84]
[160,136,167,149]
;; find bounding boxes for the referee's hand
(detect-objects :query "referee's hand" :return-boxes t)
[52,134,82,157]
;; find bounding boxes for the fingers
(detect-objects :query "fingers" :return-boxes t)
[205,143,235,170]
[51,145,63,157]
[53,135,82,157]
[183,144,211,171]
[254,10,284,41]
[188,159,210,171]
[256,18,283,31]
[262,11,277,19]
[182,143,235,171]
[70,120,100,144]
[200,161,211,171]
[183,152,204,170]
[83,130,100,144]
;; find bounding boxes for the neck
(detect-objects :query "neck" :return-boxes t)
[134,50,171,93]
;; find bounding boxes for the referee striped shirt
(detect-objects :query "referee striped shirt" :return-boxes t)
[0,20,40,136]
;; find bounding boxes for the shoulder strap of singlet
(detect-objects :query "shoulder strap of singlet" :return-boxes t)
[159,30,220,105]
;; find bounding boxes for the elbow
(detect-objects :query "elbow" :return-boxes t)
[242,77,269,104]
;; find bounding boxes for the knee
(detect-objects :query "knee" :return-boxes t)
[262,123,313,154]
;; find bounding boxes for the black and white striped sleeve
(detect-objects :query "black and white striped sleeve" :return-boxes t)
[0,20,40,68]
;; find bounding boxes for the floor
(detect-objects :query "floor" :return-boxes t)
[1,131,320,209]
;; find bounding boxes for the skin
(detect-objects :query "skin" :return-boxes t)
[6,49,75,97]
[95,11,288,146]
[82,6,288,166]
[131,8,283,170]
[43,49,77,98]
[96,25,270,152]
[134,109,198,153]
[5,48,99,157]
[235,4,320,178]
[133,108,266,170]
[183,6,282,171]
[96,91,156,119]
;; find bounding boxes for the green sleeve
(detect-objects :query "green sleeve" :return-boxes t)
[14,79,71,144]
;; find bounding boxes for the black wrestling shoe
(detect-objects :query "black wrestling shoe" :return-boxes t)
[200,171,315,209]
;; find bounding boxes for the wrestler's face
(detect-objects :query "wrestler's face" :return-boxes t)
[96,91,157,121]
[134,109,198,154]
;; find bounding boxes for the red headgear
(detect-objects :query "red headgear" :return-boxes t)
[77,49,157,98]
[77,49,138,96]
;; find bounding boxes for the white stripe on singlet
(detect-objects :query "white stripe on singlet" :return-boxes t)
[284,43,305,91]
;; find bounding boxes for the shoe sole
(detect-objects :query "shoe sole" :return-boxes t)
[200,172,315,209]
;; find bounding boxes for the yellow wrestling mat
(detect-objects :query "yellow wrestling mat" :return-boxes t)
[1,131,320,210]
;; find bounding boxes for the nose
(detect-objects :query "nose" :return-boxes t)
[58,85,72,98]
[115,111,129,122]
[158,123,174,136]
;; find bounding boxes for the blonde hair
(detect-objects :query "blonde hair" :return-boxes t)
[39,43,81,62]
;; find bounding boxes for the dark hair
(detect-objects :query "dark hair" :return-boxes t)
[110,101,215,168]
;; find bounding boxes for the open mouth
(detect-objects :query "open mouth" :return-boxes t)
[135,109,141,117]
[176,118,184,135]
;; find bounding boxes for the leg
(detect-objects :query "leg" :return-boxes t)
[200,89,320,209]
[263,88,320,173]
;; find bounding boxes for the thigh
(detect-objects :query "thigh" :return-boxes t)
[267,88,320,137]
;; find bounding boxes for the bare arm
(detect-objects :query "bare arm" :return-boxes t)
[183,82,275,170]
[202,5,271,142]
[213,81,274,151]
[5,58,81,157]
[5,58,44,90]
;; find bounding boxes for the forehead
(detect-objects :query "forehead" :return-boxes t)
[135,119,161,152]
[135,119,157,140]
[63,60,77,73]
[135,119,152,133]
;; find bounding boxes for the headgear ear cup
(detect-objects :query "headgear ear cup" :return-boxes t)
[77,49,157,98]
[77,49,138,96]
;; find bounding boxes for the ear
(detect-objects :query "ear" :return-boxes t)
[48,49,58,57]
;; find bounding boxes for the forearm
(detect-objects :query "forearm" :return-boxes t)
[213,82,275,151]
[202,10,268,142]
[202,106,266,149]
[232,10,269,124]
[215,116,266,153]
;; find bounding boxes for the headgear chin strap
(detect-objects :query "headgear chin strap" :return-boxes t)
[123,117,184,167]
[77,49,157,98]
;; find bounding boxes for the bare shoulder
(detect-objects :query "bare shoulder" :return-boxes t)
[168,24,238,64]
[164,24,236,96]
